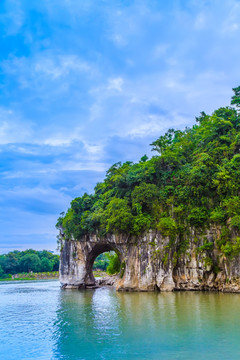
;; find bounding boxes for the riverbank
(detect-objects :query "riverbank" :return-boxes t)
[93,270,108,278]
[0,271,59,281]
[0,270,109,282]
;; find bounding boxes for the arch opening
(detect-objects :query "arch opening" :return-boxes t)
[85,243,122,286]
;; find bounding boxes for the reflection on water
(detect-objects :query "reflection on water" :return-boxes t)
[53,288,240,360]
[54,288,123,359]
[1,281,240,360]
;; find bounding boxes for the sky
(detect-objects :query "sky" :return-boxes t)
[0,0,240,253]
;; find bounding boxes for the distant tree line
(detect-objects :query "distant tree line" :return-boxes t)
[93,252,121,274]
[93,253,109,271]
[0,249,59,277]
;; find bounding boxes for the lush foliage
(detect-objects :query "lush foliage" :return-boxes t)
[106,252,121,275]
[57,88,240,257]
[0,249,59,276]
[93,252,121,274]
[93,253,110,271]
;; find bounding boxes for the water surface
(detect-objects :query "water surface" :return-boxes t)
[0,280,240,359]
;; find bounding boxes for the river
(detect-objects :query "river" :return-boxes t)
[0,280,240,359]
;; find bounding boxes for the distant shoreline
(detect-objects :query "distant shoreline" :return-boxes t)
[0,271,59,281]
[0,270,107,281]
[0,278,59,282]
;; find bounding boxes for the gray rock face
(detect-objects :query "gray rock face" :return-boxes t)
[59,229,240,292]
[96,275,118,287]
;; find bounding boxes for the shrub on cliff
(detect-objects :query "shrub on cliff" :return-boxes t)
[106,253,121,275]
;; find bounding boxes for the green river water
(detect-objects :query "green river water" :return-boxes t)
[0,280,240,359]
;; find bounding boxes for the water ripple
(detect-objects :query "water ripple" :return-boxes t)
[1,282,240,360]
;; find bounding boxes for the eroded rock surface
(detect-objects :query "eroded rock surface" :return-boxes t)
[59,229,240,292]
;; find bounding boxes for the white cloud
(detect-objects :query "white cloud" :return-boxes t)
[1,53,96,97]
[0,0,24,35]
[221,1,240,34]
[90,76,124,95]
[56,160,106,172]
[107,2,162,48]
[110,34,127,46]
[83,141,104,155]
[125,115,165,138]
[43,131,82,147]
[0,110,33,144]
[34,55,91,79]
[107,77,124,92]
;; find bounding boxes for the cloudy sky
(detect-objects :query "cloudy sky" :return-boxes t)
[0,0,240,253]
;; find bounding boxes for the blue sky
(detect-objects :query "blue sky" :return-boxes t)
[0,0,240,253]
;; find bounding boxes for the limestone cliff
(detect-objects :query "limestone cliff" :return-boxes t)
[59,228,240,292]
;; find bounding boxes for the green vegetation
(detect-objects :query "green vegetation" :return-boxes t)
[93,252,121,275]
[105,252,121,274]
[0,271,59,281]
[93,253,110,271]
[0,250,59,278]
[57,87,240,258]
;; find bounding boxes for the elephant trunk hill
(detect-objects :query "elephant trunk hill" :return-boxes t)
[59,230,240,292]
[58,87,240,292]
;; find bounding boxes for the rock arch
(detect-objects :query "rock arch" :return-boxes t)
[60,230,240,292]
[85,242,122,286]
[59,232,176,291]
[59,235,127,289]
